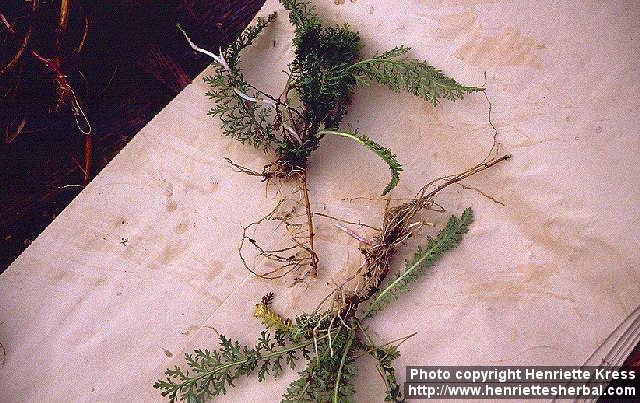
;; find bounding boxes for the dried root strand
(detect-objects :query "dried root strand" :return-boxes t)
[337,153,511,318]
[237,182,318,281]
[300,170,318,277]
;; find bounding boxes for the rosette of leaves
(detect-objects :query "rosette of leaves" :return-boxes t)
[197,0,482,192]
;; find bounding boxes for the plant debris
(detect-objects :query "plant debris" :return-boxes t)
[155,1,509,401]
[154,152,509,401]
[180,0,484,279]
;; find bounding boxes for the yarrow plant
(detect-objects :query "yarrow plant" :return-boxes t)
[155,205,479,402]
[155,0,509,401]
[177,0,484,279]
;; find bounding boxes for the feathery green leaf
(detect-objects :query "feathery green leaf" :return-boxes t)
[289,19,362,129]
[153,331,316,402]
[368,345,404,402]
[204,71,280,151]
[367,207,474,316]
[319,129,402,195]
[282,326,357,402]
[349,46,484,105]
[224,12,278,70]
[200,13,282,152]
[280,0,320,34]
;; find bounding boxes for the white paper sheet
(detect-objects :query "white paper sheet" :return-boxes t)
[1,1,639,401]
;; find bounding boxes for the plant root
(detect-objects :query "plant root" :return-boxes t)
[336,153,511,318]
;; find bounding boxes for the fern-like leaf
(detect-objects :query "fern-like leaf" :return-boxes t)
[184,13,281,152]
[204,71,280,151]
[368,345,404,402]
[319,129,402,195]
[288,18,362,129]
[224,12,278,70]
[366,207,474,316]
[153,332,314,402]
[349,46,483,105]
[282,327,357,403]
[280,0,320,34]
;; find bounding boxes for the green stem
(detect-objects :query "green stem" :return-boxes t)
[333,329,355,403]
[365,251,433,318]
[347,56,405,72]
[318,129,365,146]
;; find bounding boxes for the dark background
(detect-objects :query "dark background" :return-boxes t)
[0,0,265,271]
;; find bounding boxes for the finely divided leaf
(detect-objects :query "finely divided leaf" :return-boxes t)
[198,13,282,151]
[367,345,404,402]
[282,327,357,403]
[320,129,402,195]
[349,46,484,105]
[367,208,474,316]
[289,20,362,129]
[224,12,278,70]
[280,0,321,33]
[153,331,312,402]
[205,72,279,151]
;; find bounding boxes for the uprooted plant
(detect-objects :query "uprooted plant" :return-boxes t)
[179,0,484,278]
[155,0,509,400]
[154,150,510,402]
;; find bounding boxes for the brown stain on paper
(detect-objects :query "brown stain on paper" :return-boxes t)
[157,241,188,265]
[457,26,545,69]
[434,8,480,41]
[175,222,190,234]
[435,9,545,69]
[205,260,225,281]
[163,180,178,212]
[166,200,178,212]
[466,263,574,304]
